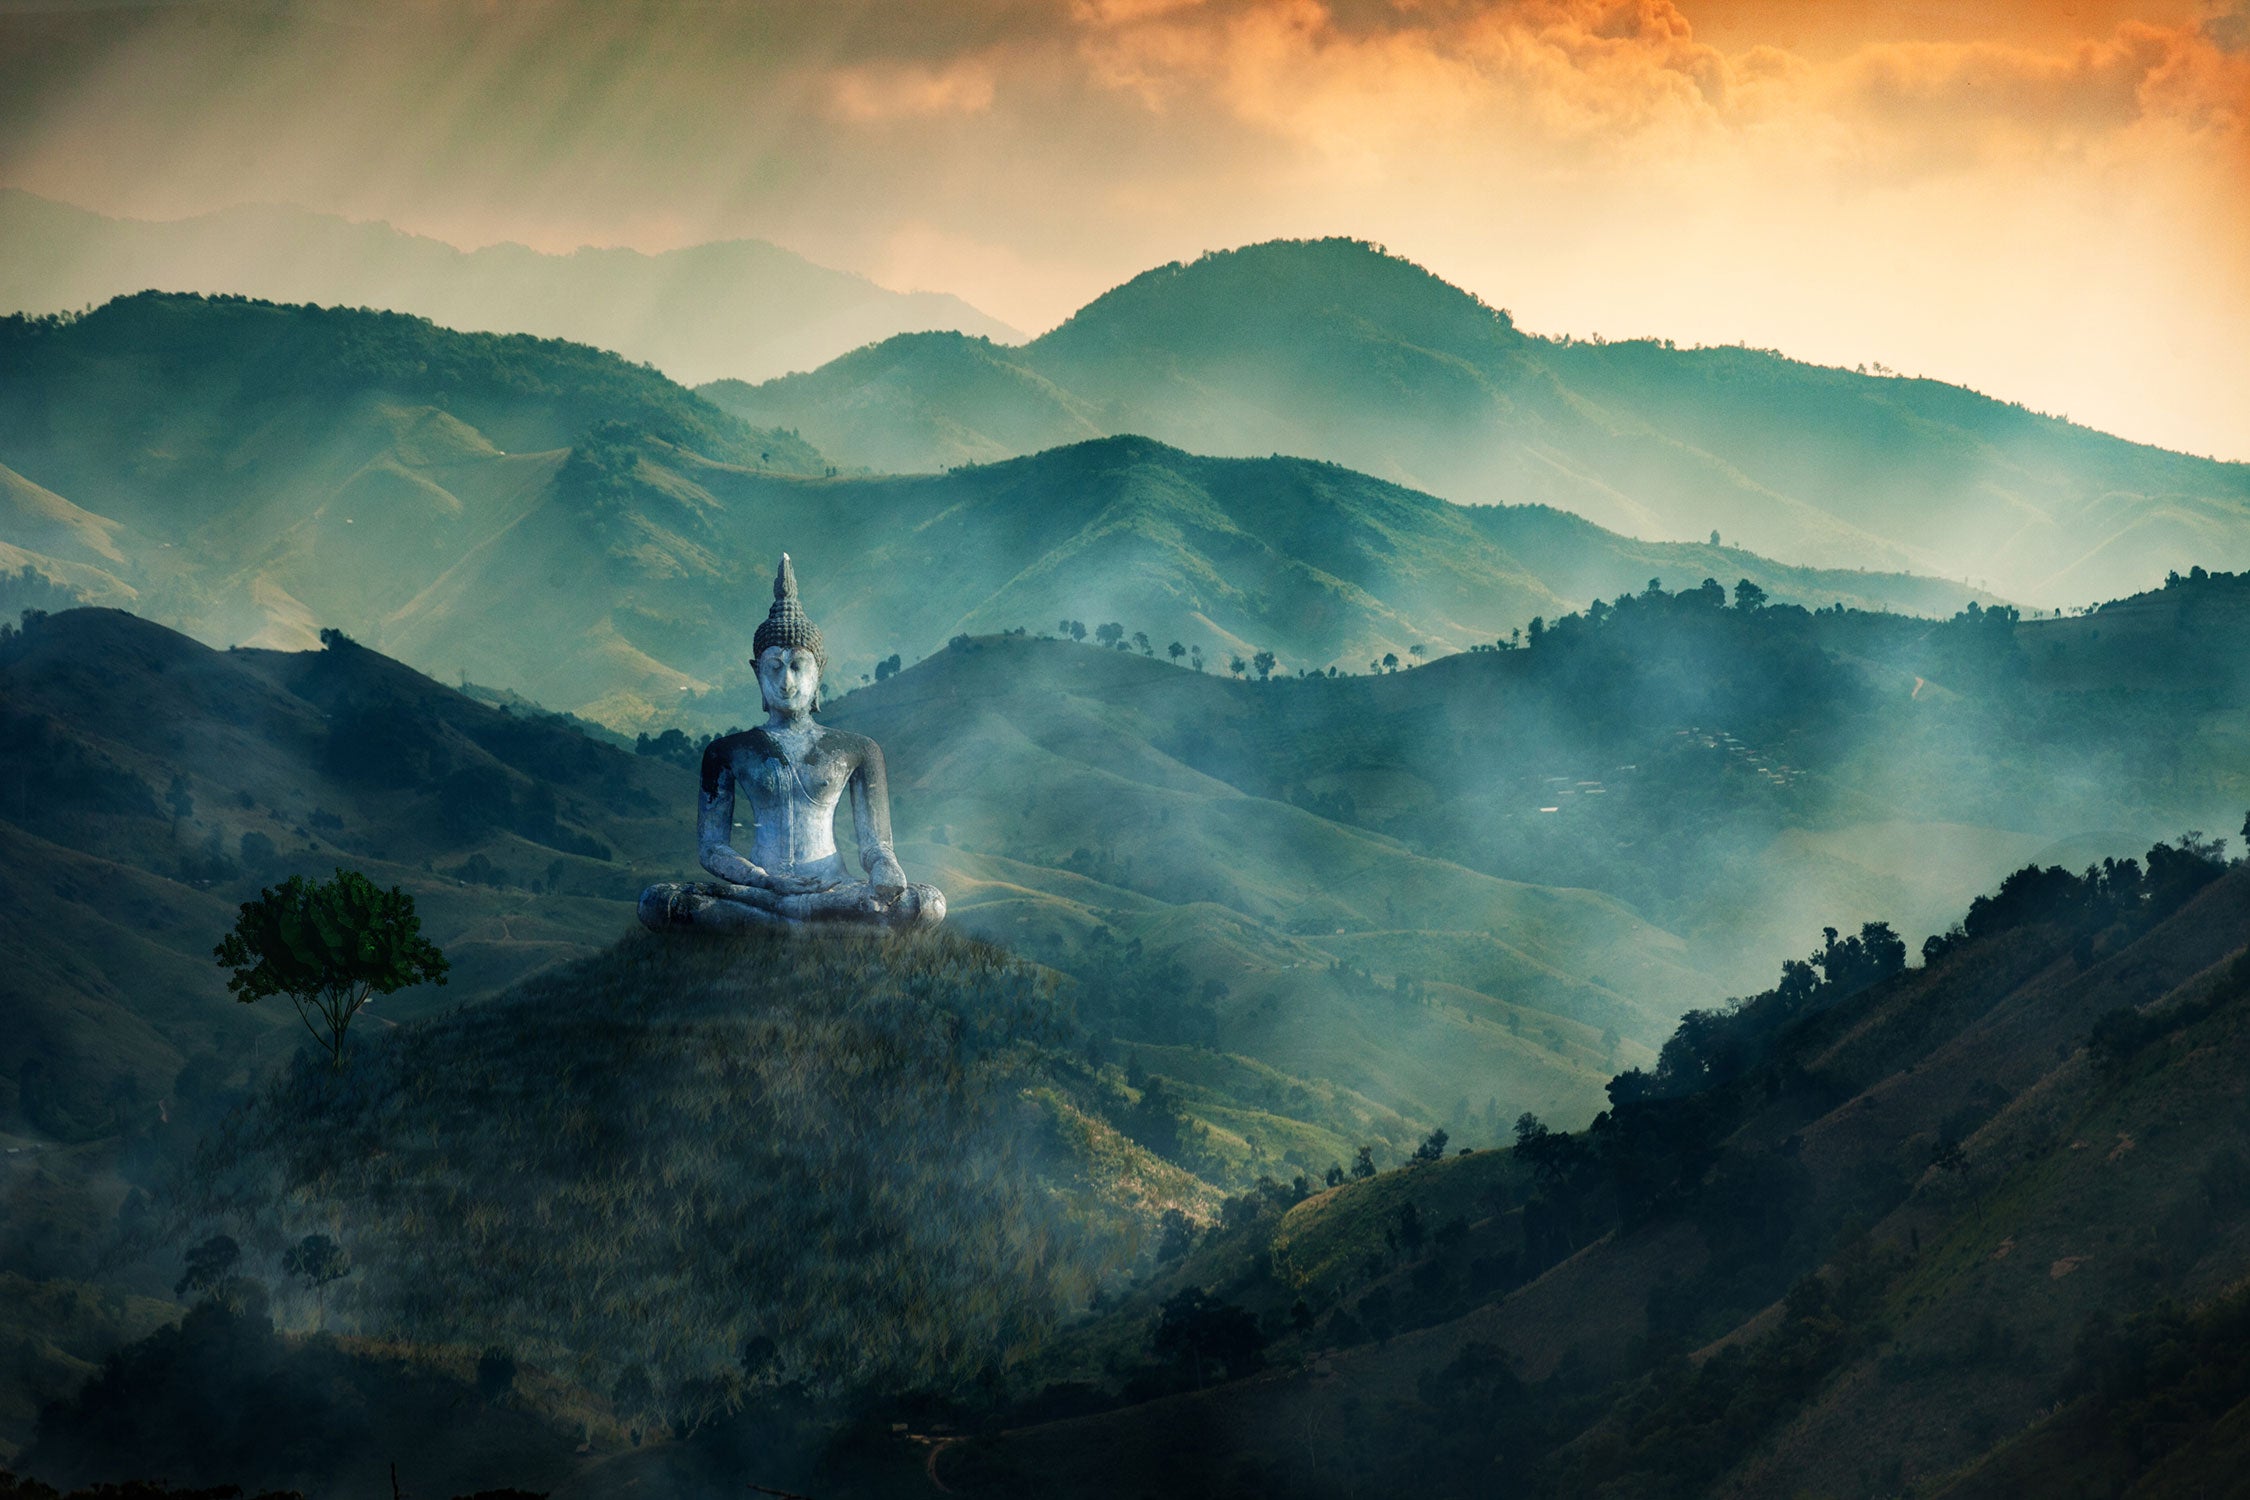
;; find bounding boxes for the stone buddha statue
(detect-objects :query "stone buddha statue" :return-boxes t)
[637,555,944,933]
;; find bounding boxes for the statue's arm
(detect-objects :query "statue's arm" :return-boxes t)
[696,744,766,886]
[848,741,908,897]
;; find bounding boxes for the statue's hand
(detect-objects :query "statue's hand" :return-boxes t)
[705,849,775,888]
[869,854,908,905]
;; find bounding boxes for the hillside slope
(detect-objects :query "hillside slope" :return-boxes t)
[900,848,2250,1500]
[0,608,1683,1215]
[188,928,1195,1417]
[0,296,1995,726]
[707,238,2250,605]
[0,189,1019,385]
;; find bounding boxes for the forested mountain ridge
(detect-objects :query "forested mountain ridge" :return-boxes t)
[0,189,1020,385]
[891,841,2250,1499]
[705,237,2250,606]
[0,291,1996,728]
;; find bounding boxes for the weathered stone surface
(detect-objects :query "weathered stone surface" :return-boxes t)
[638,555,945,933]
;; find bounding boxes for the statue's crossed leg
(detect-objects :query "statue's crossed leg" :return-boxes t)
[638,878,945,933]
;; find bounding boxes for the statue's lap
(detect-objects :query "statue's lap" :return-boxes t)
[638,879,946,933]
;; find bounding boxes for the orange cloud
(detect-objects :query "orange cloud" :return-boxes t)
[1069,0,2245,173]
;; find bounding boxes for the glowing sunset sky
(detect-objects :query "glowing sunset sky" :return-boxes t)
[2,0,2244,459]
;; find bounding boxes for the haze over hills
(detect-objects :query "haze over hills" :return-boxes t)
[704,238,2250,607]
[0,607,1680,1219]
[919,841,2250,1500]
[17,556,2246,1163]
[17,602,2249,1493]
[0,292,1995,730]
[9,567,2250,1490]
[0,189,1020,385]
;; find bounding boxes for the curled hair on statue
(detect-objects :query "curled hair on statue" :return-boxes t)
[752,552,826,671]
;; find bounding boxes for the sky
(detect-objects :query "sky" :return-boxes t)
[1,0,2245,460]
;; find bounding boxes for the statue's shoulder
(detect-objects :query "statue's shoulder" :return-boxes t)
[814,724,881,760]
[704,729,761,761]
[700,729,762,777]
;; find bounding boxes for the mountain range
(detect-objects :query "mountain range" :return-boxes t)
[704,237,2250,607]
[14,622,2250,1492]
[0,606,1681,1220]
[0,291,1994,730]
[0,189,1019,385]
[9,561,2250,1488]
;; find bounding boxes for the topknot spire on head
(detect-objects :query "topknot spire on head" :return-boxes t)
[753,550,826,669]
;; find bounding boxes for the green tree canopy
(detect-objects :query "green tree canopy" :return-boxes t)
[215,868,448,1069]
[174,1233,239,1299]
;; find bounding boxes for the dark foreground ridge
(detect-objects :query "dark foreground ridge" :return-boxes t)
[14,836,2250,1497]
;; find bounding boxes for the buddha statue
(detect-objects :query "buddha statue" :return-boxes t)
[637,555,944,933]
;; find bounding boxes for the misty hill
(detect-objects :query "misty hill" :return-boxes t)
[10,588,2250,1492]
[0,610,1712,1484]
[0,292,828,722]
[842,569,2250,983]
[0,606,1685,1191]
[892,840,2250,1499]
[705,238,2250,605]
[12,553,2250,1181]
[177,929,1201,1466]
[0,607,682,1153]
[0,292,1994,726]
[0,189,1019,385]
[50,814,2250,1497]
[0,597,1700,1443]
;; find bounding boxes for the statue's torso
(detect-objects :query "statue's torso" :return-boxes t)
[721,726,862,884]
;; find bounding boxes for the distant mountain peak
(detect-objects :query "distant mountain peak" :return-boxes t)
[0,189,1021,384]
[1038,236,1521,353]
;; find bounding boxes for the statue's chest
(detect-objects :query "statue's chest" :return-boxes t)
[743,749,848,807]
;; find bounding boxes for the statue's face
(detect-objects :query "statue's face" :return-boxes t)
[756,645,820,713]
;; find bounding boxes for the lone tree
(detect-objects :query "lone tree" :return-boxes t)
[175,1233,240,1299]
[216,869,448,1069]
[283,1232,351,1324]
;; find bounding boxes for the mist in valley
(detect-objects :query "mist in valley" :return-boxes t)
[5,2,2250,1491]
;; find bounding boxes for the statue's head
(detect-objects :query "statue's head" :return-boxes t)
[756,643,820,714]
[753,553,825,713]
